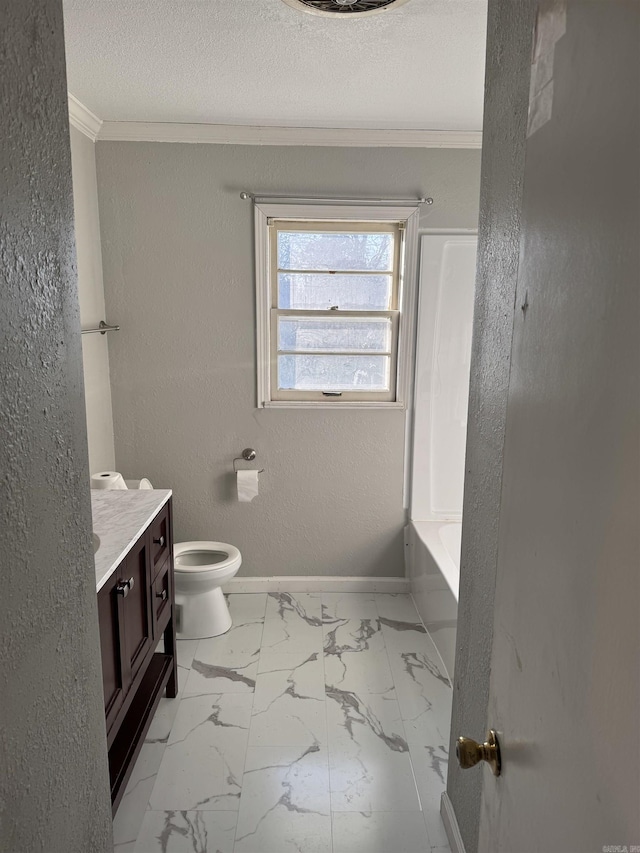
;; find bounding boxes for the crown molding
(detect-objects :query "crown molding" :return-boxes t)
[68,94,103,141]
[66,97,482,148]
[96,120,482,148]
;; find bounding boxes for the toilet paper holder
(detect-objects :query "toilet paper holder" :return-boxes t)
[233,448,264,474]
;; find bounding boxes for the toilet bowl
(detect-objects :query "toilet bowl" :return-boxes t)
[174,541,242,639]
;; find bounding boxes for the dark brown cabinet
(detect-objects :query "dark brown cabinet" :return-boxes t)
[97,498,177,814]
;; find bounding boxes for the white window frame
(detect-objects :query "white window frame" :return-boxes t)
[254,202,420,409]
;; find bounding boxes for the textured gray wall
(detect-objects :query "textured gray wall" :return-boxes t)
[96,143,481,578]
[446,1,536,850]
[0,2,113,851]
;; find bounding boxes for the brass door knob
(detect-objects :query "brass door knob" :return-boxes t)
[456,729,501,776]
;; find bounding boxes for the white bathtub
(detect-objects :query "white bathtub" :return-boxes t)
[405,520,460,679]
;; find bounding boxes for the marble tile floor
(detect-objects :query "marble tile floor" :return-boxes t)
[113,593,453,853]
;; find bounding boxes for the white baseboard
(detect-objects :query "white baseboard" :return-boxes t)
[441,792,466,853]
[222,576,411,594]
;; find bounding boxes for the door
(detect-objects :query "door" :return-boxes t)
[477,3,639,850]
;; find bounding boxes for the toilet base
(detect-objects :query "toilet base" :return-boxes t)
[175,585,232,639]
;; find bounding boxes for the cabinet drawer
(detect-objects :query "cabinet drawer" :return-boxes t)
[149,503,171,579]
[153,557,172,636]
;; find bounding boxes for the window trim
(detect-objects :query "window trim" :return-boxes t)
[254,202,420,409]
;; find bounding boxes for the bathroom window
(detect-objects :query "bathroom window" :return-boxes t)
[254,203,419,407]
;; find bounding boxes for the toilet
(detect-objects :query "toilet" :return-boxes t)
[173,541,242,639]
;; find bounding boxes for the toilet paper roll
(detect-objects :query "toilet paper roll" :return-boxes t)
[237,469,259,502]
[91,471,128,490]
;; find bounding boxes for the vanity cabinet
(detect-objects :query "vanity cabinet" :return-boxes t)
[97,498,177,814]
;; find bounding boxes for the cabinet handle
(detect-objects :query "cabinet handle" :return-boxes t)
[156,589,168,601]
[153,535,165,547]
[116,577,135,597]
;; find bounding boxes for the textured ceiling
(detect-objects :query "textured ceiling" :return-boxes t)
[62,0,487,129]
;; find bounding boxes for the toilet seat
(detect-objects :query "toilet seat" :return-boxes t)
[174,541,241,579]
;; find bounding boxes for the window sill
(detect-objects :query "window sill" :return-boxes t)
[259,400,406,410]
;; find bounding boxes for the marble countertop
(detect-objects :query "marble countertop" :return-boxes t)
[92,489,172,592]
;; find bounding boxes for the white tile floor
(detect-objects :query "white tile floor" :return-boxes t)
[113,593,452,853]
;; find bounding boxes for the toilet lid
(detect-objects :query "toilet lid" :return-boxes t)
[174,541,241,572]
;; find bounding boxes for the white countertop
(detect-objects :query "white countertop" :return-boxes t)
[92,489,172,592]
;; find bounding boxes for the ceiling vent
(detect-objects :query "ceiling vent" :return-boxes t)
[281,0,411,17]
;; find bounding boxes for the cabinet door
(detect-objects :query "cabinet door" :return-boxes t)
[98,575,127,732]
[122,535,154,684]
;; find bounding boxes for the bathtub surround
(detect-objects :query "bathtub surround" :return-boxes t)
[70,125,116,473]
[410,235,477,523]
[0,1,112,850]
[112,592,453,853]
[407,233,477,680]
[96,143,481,579]
[407,522,460,679]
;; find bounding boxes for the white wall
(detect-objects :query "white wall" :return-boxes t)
[69,125,115,474]
[96,142,481,578]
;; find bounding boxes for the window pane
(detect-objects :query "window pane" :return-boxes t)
[278,354,390,391]
[277,230,394,272]
[278,316,391,353]
[278,273,392,310]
